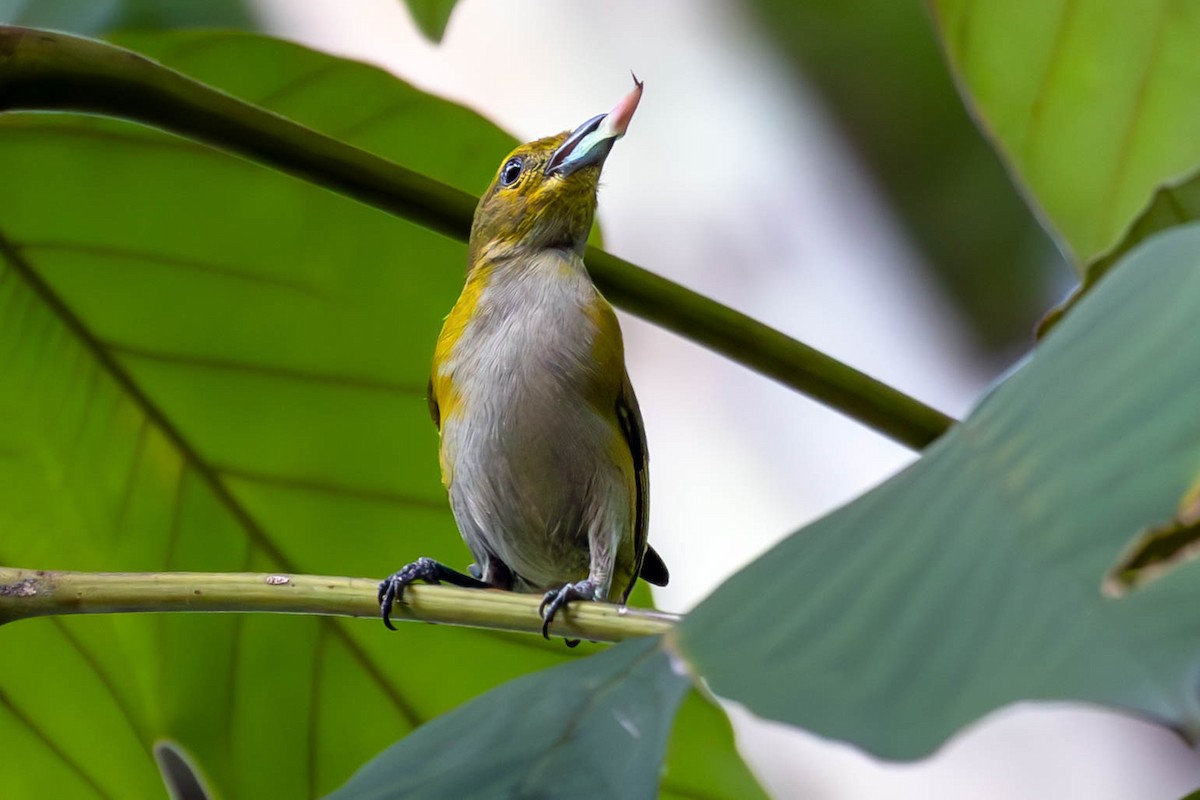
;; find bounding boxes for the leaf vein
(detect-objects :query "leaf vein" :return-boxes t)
[19,240,321,297]
[1022,0,1077,160]
[218,465,446,511]
[114,416,150,530]
[108,341,425,397]
[50,618,156,750]
[1101,1,1173,241]
[255,61,344,108]
[0,687,114,799]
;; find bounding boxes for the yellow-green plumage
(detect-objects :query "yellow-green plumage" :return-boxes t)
[432,131,646,600]
[380,81,666,636]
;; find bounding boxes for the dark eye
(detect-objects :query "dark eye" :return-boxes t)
[499,157,524,187]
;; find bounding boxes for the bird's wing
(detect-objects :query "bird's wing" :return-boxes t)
[617,371,667,599]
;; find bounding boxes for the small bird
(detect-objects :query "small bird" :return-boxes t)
[378,78,668,640]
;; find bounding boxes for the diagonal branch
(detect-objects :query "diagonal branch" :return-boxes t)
[0,567,680,643]
[0,26,954,449]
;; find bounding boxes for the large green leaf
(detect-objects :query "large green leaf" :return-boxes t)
[328,637,688,800]
[1038,163,1200,334]
[930,0,1200,267]
[0,30,762,798]
[678,223,1200,758]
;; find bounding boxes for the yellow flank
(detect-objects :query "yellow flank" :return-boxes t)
[431,265,491,486]
[432,265,490,427]
[584,292,627,412]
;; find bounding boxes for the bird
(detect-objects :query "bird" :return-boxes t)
[378,77,669,641]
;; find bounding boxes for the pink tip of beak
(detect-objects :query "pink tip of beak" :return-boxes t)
[606,74,643,138]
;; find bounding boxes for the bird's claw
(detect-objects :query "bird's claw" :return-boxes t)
[539,579,597,642]
[378,557,443,630]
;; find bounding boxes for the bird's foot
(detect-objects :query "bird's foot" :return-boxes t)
[538,579,598,642]
[378,557,488,630]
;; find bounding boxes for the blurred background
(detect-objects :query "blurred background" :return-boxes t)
[4,0,1198,796]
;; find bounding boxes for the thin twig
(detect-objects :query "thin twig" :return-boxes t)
[0,567,680,643]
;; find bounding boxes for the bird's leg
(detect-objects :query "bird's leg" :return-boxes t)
[378,557,489,630]
[538,579,598,642]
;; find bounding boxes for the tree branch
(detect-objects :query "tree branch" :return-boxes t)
[0,568,680,642]
[0,26,954,449]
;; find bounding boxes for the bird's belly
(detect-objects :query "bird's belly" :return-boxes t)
[441,385,627,591]
[434,263,634,592]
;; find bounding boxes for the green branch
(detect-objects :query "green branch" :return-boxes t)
[0,26,954,449]
[0,568,679,642]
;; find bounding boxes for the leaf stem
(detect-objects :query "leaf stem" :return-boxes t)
[0,26,954,449]
[0,567,679,642]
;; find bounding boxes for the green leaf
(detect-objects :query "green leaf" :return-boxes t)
[327,637,689,800]
[1039,164,1200,335]
[0,0,257,35]
[0,30,762,798]
[677,223,1200,759]
[401,0,458,43]
[930,0,1200,267]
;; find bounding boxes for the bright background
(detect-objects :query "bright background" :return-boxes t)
[4,0,1197,795]
[248,2,1200,798]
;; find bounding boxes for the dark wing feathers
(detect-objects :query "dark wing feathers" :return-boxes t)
[616,373,668,599]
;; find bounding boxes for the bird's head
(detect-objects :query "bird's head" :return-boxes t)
[468,78,642,265]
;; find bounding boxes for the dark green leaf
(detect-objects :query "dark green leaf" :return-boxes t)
[678,223,1200,758]
[401,0,457,43]
[327,637,689,800]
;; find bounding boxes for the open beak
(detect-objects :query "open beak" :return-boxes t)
[545,76,643,178]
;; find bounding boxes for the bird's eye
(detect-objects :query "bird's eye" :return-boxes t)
[499,157,524,187]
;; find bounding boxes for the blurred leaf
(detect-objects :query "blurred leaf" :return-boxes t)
[0,0,257,34]
[1040,164,1200,334]
[401,0,457,43]
[327,637,689,800]
[678,223,1200,758]
[1088,168,1200,287]
[931,0,1200,268]
[0,30,761,799]
[748,0,1066,352]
